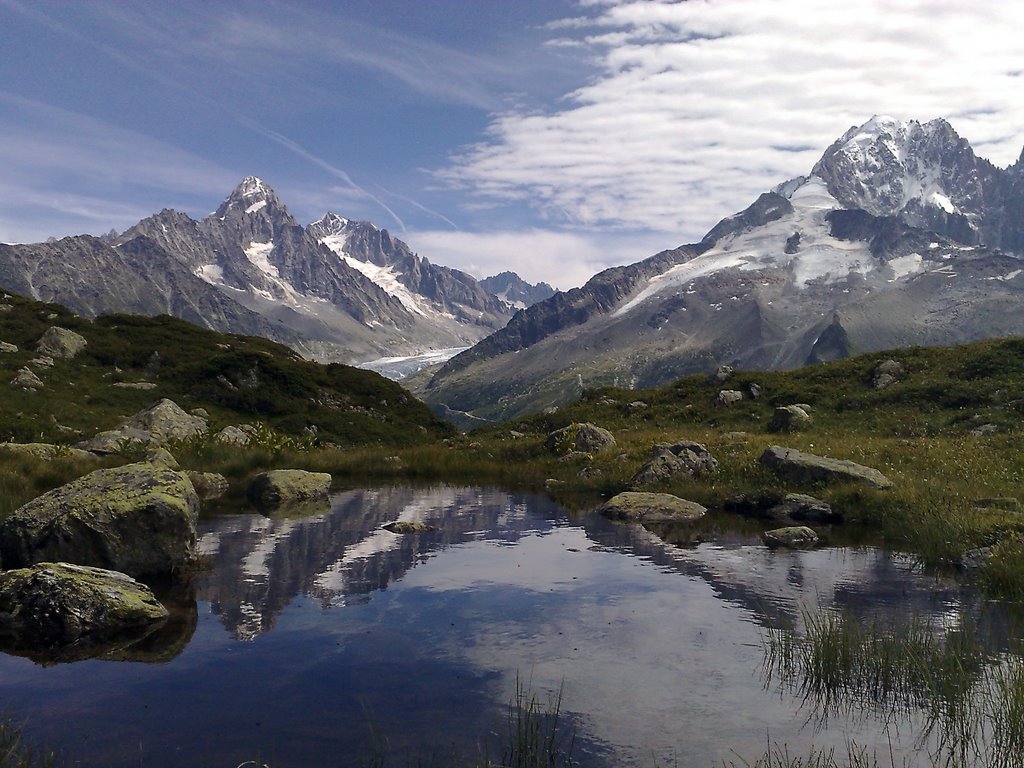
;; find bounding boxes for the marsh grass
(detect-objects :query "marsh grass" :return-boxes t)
[764,608,1024,768]
[0,719,55,768]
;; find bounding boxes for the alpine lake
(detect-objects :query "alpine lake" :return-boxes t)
[2,485,1022,768]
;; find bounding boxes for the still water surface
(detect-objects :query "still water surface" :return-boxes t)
[0,486,1007,767]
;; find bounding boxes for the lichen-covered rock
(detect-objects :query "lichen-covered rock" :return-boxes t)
[11,367,43,390]
[214,425,255,446]
[187,471,229,501]
[0,563,167,649]
[768,405,812,432]
[0,341,17,353]
[0,442,97,462]
[628,441,718,488]
[76,398,208,454]
[598,492,706,524]
[246,469,332,510]
[145,447,179,469]
[383,521,436,534]
[717,390,744,406]
[760,446,892,489]
[546,423,616,455]
[36,326,87,359]
[0,462,200,577]
[763,526,820,549]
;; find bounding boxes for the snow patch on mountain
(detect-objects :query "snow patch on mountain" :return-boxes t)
[245,199,267,215]
[338,255,427,316]
[244,241,279,279]
[194,264,224,284]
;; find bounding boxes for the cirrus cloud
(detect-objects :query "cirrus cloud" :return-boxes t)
[438,0,1024,244]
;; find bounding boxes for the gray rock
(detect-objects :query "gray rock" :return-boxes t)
[29,356,54,368]
[0,341,17,353]
[763,526,820,549]
[0,562,167,649]
[768,405,812,432]
[712,364,734,382]
[874,359,904,379]
[872,373,898,390]
[628,401,648,410]
[190,408,210,419]
[768,493,841,524]
[214,425,253,446]
[958,546,994,571]
[717,389,744,407]
[969,423,1000,436]
[246,469,332,510]
[36,326,87,359]
[546,423,616,454]
[599,492,706,524]
[628,441,718,488]
[186,471,229,501]
[0,462,200,577]
[748,383,763,399]
[760,445,893,489]
[76,398,208,454]
[972,497,1020,512]
[11,367,43,390]
[112,381,158,390]
[577,466,602,480]
[145,446,179,469]
[0,442,96,462]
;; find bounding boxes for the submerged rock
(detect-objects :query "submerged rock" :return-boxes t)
[382,521,436,534]
[760,445,892,489]
[0,562,167,649]
[763,526,820,549]
[546,423,616,455]
[599,492,706,524]
[76,398,208,454]
[0,462,200,578]
[246,469,332,510]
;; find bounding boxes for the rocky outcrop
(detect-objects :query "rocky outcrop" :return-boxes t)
[0,462,200,577]
[36,326,87,359]
[598,492,706,524]
[546,423,617,455]
[760,445,893,489]
[763,526,820,549]
[628,441,718,488]
[768,405,812,433]
[76,398,208,454]
[246,470,332,510]
[0,563,167,649]
[11,367,43,390]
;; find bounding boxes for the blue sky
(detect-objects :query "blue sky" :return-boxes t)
[2,0,1023,289]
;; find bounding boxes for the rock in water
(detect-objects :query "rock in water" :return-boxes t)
[546,423,617,454]
[763,526,820,549]
[0,462,200,577]
[0,562,167,649]
[246,469,332,510]
[598,492,706,524]
[35,326,87,359]
[760,445,892,489]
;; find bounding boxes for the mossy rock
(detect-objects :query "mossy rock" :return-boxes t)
[0,462,200,578]
[762,526,820,549]
[546,423,616,455]
[36,326,87,359]
[0,562,167,651]
[760,445,892,490]
[246,469,332,510]
[598,492,706,524]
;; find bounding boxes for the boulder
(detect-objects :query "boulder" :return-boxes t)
[29,356,54,368]
[145,446,179,469]
[872,359,904,389]
[712,364,734,382]
[748,383,763,399]
[246,469,332,510]
[0,341,17,353]
[187,471,229,501]
[760,445,893,489]
[957,546,994,572]
[0,442,96,462]
[717,390,744,407]
[598,492,706,524]
[628,441,718,488]
[767,493,841,524]
[763,526,820,549]
[768,405,812,432]
[36,326,87,359]
[76,398,208,454]
[214,424,256,446]
[112,381,158,390]
[0,462,200,577]
[382,521,436,534]
[0,563,167,649]
[11,367,43,390]
[546,423,616,455]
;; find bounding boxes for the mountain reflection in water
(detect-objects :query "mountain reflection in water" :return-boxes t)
[0,485,1012,768]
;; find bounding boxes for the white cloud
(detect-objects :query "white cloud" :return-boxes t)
[440,0,1024,243]
[407,228,673,290]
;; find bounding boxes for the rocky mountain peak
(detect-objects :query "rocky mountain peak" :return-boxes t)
[309,212,351,239]
[214,177,292,224]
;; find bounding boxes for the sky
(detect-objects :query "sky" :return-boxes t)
[2,0,1023,290]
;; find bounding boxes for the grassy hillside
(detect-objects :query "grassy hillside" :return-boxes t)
[0,291,452,447]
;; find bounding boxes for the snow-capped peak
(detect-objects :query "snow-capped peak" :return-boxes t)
[238,176,269,198]
[215,176,285,218]
[309,212,351,238]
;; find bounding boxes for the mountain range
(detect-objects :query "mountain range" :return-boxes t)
[0,177,550,367]
[420,116,1024,422]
